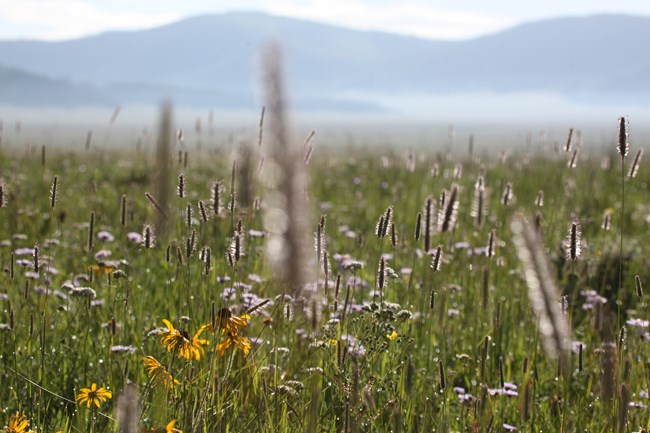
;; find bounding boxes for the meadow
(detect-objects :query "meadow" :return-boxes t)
[0,111,649,433]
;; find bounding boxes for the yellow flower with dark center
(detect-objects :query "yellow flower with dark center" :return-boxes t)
[210,308,250,335]
[141,419,183,433]
[158,320,208,361]
[217,332,251,356]
[76,383,112,408]
[4,412,35,433]
[143,356,180,388]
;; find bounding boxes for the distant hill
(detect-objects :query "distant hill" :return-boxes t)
[0,12,648,109]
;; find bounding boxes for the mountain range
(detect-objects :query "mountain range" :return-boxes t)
[0,12,648,111]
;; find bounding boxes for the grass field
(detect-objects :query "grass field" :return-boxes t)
[0,113,649,433]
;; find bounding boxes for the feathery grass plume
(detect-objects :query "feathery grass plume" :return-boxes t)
[322,250,330,281]
[438,360,446,390]
[377,256,386,291]
[50,175,58,209]
[578,343,583,372]
[0,181,6,208]
[566,220,582,261]
[142,224,155,249]
[390,222,397,247]
[88,211,95,252]
[41,145,46,166]
[257,105,265,147]
[120,195,127,227]
[501,182,513,206]
[438,185,459,233]
[229,222,245,264]
[414,212,422,241]
[472,175,485,228]
[406,150,416,173]
[561,295,569,315]
[116,383,139,433]
[511,215,572,371]
[618,116,629,158]
[186,230,196,259]
[154,101,173,233]
[564,128,573,152]
[315,215,326,264]
[198,200,208,223]
[453,163,462,179]
[375,205,393,239]
[303,130,316,165]
[535,190,544,207]
[33,245,39,273]
[486,229,496,258]
[177,173,185,198]
[627,148,643,179]
[185,203,193,228]
[262,44,313,298]
[211,181,223,216]
[567,148,579,168]
[438,189,447,215]
[602,210,612,230]
[431,245,443,271]
[144,192,167,218]
[635,275,643,298]
[229,159,237,216]
[421,197,433,251]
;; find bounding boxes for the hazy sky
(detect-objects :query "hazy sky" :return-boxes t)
[0,0,649,41]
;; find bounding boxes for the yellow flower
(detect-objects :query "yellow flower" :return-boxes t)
[141,419,183,433]
[4,412,35,433]
[76,383,112,408]
[217,332,251,356]
[158,320,208,361]
[88,264,114,275]
[386,331,398,341]
[209,308,250,335]
[328,339,338,346]
[143,356,180,388]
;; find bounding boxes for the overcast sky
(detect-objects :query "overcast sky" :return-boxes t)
[1,0,649,41]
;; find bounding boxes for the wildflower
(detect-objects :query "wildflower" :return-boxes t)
[142,419,183,433]
[209,308,250,335]
[88,264,114,275]
[70,287,97,299]
[111,345,137,354]
[143,356,180,388]
[76,383,112,408]
[126,232,143,243]
[94,250,112,260]
[158,320,208,361]
[97,231,115,242]
[386,331,398,341]
[3,412,35,433]
[217,332,251,356]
